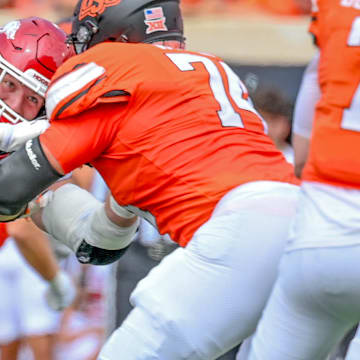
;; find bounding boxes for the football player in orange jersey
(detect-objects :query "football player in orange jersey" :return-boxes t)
[247,1,360,359]
[291,50,353,360]
[0,17,76,314]
[0,1,300,359]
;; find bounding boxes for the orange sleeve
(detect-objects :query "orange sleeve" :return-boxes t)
[40,103,121,174]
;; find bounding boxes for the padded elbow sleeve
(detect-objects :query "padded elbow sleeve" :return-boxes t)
[41,184,139,265]
[0,137,61,221]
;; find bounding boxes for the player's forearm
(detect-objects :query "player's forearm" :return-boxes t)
[292,133,310,178]
[9,219,59,281]
[0,119,49,153]
[0,137,61,222]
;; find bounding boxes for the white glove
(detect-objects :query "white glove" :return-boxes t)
[0,118,49,152]
[45,270,76,311]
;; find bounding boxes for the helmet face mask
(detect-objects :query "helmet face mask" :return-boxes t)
[0,17,74,124]
[68,18,100,54]
[70,0,185,54]
[0,57,47,123]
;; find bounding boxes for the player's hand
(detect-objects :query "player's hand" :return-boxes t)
[0,118,49,153]
[45,270,76,311]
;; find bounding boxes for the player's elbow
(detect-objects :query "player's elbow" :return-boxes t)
[0,193,28,222]
[0,138,62,222]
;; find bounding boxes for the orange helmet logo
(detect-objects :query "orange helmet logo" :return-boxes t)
[79,0,123,21]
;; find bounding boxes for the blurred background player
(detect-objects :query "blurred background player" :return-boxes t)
[0,233,61,360]
[252,86,294,164]
[54,262,110,360]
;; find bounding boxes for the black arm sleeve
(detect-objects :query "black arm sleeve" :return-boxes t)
[0,137,61,219]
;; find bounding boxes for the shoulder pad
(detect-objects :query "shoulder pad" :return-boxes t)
[46,57,130,120]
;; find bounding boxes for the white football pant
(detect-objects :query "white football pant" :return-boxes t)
[248,182,360,360]
[99,181,299,360]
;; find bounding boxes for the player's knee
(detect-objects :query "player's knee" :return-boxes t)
[104,306,198,358]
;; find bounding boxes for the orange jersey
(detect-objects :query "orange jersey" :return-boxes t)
[42,43,298,246]
[303,0,360,188]
[309,0,319,45]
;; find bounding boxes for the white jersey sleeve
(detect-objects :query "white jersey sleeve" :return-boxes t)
[292,51,320,139]
[0,118,49,152]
